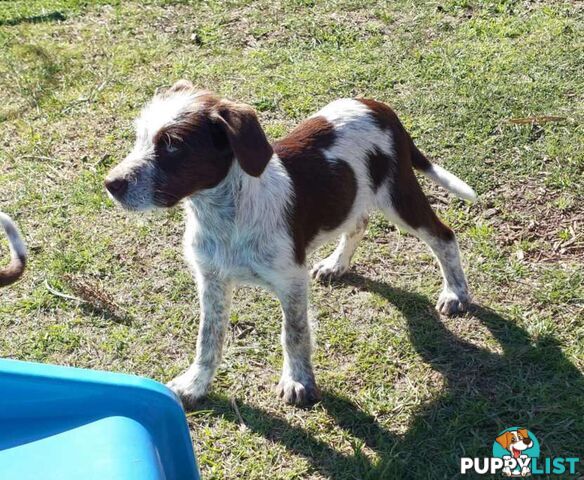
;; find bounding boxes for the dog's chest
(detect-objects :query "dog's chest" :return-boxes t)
[183,208,279,286]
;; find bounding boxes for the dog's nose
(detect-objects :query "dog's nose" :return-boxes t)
[523,438,532,445]
[105,177,128,197]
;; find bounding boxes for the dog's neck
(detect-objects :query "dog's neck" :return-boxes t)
[183,155,292,236]
[183,162,240,236]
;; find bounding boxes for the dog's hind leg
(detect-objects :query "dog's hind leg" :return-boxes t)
[378,170,470,316]
[311,215,368,281]
[167,271,233,409]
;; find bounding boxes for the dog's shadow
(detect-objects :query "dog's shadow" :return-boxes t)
[194,273,584,479]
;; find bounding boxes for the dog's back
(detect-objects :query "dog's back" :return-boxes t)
[0,213,26,287]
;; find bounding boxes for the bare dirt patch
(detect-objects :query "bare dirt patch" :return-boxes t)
[481,179,583,262]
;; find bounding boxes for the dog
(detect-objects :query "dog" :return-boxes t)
[495,429,534,477]
[0,213,26,288]
[105,80,477,407]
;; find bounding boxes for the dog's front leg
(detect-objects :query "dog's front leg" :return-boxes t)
[167,271,233,409]
[275,275,320,406]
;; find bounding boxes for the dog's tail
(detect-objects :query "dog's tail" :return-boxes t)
[410,141,478,202]
[0,213,27,287]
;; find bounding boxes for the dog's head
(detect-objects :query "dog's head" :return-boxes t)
[105,80,273,211]
[495,429,533,458]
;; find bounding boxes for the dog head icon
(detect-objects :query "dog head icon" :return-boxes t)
[495,428,534,459]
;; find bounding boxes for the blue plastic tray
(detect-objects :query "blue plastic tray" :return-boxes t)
[0,359,200,480]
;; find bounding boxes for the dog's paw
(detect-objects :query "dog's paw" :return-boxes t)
[277,376,321,407]
[310,258,348,282]
[436,289,469,316]
[166,375,208,410]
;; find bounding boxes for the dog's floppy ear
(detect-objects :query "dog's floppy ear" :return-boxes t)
[213,100,273,177]
[168,79,194,93]
[495,431,514,451]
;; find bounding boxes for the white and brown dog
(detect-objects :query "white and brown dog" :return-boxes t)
[0,213,26,288]
[105,80,477,407]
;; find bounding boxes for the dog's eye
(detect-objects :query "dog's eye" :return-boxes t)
[163,141,179,154]
[160,137,180,156]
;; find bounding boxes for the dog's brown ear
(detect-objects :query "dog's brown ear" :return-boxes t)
[168,79,194,93]
[495,432,513,450]
[213,100,273,177]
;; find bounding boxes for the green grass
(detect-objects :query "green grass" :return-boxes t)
[1,1,583,478]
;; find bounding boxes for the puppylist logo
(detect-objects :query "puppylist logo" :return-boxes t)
[460,427,581,476]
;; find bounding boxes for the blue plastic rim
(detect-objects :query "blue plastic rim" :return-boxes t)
[0,359,200,480]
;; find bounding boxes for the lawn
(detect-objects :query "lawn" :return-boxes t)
[0,0,583,478]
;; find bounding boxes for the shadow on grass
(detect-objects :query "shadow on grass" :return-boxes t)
[196,273,584,479]
[0,11,66,27]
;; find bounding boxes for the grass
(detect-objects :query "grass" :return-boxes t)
[0,0,583,478]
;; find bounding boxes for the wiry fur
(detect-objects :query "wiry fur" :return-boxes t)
[106,82,476,408]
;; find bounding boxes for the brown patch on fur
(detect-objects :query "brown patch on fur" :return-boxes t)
[359,98,432,172]
[214,100,273,177]
[0,255,25,287]
[151,94,234,207]
[0,217,25,287]
[410,142,433,171]
[358,98,397,131]
[274,116,357,264]
[358,98,453,241]
[366,148,390,191]
[151,93,273,205]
